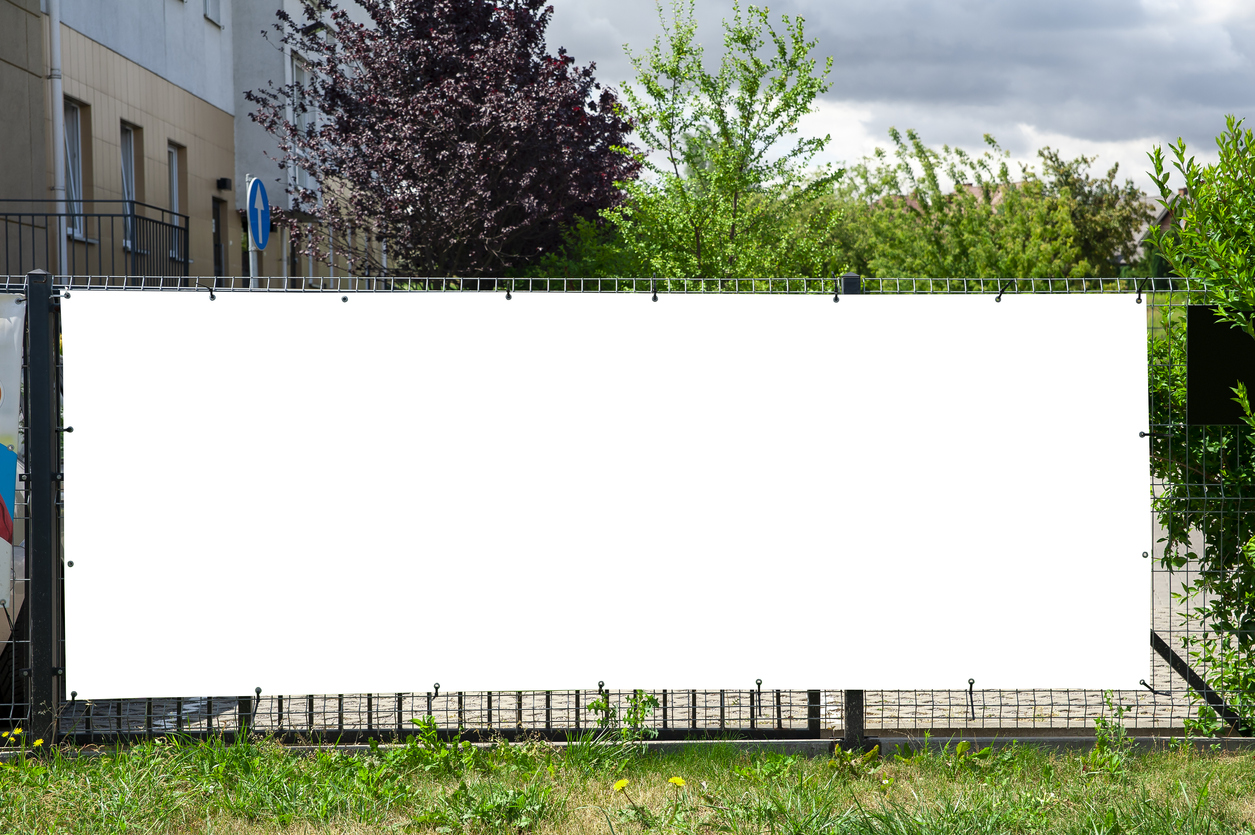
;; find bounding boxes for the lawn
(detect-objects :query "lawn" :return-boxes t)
[1,723,1252,834]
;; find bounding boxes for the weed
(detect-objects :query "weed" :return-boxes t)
[1082,690,1137,781]
[562,729,640,775]
[388,715,481,776]
[586,689,661,742]
[733,751,799,782]
[417,778,554,833]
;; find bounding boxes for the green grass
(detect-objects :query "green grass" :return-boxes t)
[1,732,1253,834]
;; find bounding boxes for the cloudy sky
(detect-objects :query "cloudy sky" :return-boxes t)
[545,0,1254,192]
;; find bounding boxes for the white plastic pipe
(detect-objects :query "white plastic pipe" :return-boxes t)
[48,0,67,279]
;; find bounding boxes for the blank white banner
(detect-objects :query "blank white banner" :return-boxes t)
[63,291,1148,697]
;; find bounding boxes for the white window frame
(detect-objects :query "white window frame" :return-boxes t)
[120,124,137,251]
[291,54,318,197]
[64,100,84,239]
[168,143,183,260]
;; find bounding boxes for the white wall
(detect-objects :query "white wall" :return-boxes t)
[233,0,375,213]
[60,0,235,115]
[231,0,287,212]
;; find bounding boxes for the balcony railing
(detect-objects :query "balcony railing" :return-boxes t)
[0,200,190,280]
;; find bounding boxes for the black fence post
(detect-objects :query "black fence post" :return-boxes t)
[237,696,252,736]
[26,270,63,747]
[806,689,821,736]
[843,689,865,751]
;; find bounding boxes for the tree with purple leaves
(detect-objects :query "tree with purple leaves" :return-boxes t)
[246,0,640,278]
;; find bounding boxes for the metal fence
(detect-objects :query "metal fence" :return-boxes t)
[1,273,1244,747]
[0,201,189,280]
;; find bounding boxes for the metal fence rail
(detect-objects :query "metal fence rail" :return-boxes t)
[0,273,1241,745]
[0,201,189,280]
[52,686,1206,745]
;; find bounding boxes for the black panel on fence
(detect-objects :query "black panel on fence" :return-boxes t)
[1188,305,1255,425]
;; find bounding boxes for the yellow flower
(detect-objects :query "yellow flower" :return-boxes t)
[11,728,20,736]
[613,779,629,793]
[1,732,8,739]
[33,739,43,748]
[668,776,686,787]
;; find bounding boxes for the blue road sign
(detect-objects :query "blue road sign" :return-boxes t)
[248,177,270,251]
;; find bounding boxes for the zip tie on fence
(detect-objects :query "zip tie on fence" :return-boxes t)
[967,678,976,721]
[254,687,262,723]
[1136,279,1147,304]
[195,281,216,301]
[756,679,763,716]
[651,278,658,303]
[995,282,1012,303]
[506,280,513,301]
[1140,679,1171,697]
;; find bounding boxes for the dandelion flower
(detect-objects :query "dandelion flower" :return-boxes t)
[33,739,43,747]
[11,728,20,735]
[613,779,629,792]
[668,776,686,787]
[1,732,8,739]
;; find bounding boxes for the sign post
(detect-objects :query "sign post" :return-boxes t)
[246,175,270,289]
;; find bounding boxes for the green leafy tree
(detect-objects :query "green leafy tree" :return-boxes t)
[1145,115,1255,735]
[1148,116,1255,336]
[826,129,1151,282]
[603,0,844,280]
[1036,148,1151,277]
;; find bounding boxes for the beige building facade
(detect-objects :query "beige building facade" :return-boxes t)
[1,0,378,285]
[0,0,49,277]
[53,23,239,282]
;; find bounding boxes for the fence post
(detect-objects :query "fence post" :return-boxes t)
[843,689,865,751]
[237,696,252,736]
[806,689,821,736]
[26,270,63,747]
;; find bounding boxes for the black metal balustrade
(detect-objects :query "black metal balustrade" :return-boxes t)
[0,200,189,280]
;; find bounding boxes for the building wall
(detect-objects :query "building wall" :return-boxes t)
[51,24,238,279]
[231,0,286,214]
[232,1,379,284]
[59,0,235,117]
[0,0,49,275]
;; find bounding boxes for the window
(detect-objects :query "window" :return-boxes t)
[204,0,221,26]
[168,144,179,214]
[168,143,185,260]
[121,124,136,249]
[292,55,316,194]
[64,101,84,238]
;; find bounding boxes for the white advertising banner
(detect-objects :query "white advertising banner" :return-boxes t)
[63,292,1149,697]
[0,295,23,641]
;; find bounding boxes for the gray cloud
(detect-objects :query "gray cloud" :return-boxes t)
[545,0,1255,179]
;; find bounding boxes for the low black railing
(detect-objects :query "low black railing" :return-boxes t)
[0,200,189,279]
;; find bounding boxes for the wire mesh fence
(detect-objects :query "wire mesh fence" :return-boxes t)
[1,273,1244,743]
